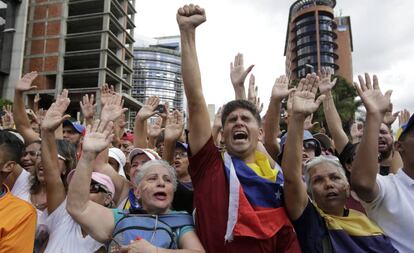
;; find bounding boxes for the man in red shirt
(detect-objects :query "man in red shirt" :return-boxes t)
[177,4,300,252]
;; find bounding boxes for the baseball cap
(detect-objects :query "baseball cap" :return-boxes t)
[176,141,188,150]
[121,132,134,142]
[280,130,321,156]
[313,133,333,151]
[63,120,85,134]
[396,114,414,141]
[66,171,115,196]
[128,148,161,164]
[109,147,126,177]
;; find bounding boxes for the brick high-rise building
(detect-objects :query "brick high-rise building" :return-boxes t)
[284,0,353,83]
[22,0,141,117]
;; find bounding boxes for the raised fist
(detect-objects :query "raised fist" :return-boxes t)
[177,4,206,29]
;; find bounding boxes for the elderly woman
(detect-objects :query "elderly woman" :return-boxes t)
[67,120,205,253]
[282,74,397,252]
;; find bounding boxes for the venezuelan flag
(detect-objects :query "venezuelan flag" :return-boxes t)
[223,152,292,240]
[316,205,398,252]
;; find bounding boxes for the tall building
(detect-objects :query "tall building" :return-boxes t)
[132,36,183,113]
[284,0,353,83]
[0,0,29,99]
[21,0,141,116]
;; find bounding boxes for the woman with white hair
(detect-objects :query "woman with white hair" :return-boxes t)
[67,120,205,253]
[281,73,397,252]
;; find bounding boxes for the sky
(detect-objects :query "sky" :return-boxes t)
[134,0,414,122]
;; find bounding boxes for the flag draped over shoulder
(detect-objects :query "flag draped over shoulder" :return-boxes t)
[223,152,292,242]
[315,205,398,253]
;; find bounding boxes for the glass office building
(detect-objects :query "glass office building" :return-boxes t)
[284,0,353,82]
[132,45,183,112]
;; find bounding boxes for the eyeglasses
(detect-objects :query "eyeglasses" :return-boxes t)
[174,151,188,158]
[89,183,109,194]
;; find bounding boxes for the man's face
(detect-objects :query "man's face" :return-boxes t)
[378,123,393,154]
[120,140,133,156]
[129,154,151,182]
[309,162,349,215]
[63,126,81,146]
[222,108,262,159]
[134,166,174,214]
[21,142,41,173]
[173,146,189,179]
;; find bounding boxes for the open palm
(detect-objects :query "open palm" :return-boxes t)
[164,110,184,141]
[83,121,113,153]
[354,74,392,115]
[16,72,38,92]
[42,90,70,131]
[272,75,293,100]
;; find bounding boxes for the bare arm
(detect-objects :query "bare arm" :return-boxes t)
[263,75,293,159]
[134,96,159,148]
[282,74,325,220]
[13,72,40,143]
[319,68,349,153]
[40,89,71,214]
[177,5,211,156]
[351,74,392,202]
[67,120,116,243]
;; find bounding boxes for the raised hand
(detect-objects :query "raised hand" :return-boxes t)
[147,116,163,138]
[100,83,115,107]
[398,109,411,127]
[80,94,97,120]
[213,106,223,130]
[100,93,127,123]
[164,110,184,142]
[34,93,41,103]
[247,74,264,113]
[16,71,38,92]
[35,108,47,125]
[1,105,14,129]
[350,121,364,143]
[136,96,159,121]
[176,4,206,29]
[318,67,337,94]
[230,53,254,99]
[354,73,392,115]
[304,114,319,130]
[82,120,114,154]
[41,89,71,131]
[292,73,325,117]
[382,103,399,126]
[271,75,295,101]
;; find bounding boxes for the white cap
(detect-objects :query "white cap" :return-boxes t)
[109,148,126,177]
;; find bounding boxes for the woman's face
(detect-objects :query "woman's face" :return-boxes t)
[34,152,68,183]
[134,166,175,214]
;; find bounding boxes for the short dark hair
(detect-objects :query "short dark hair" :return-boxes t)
[0,130,24,163]
[221,100,261,127]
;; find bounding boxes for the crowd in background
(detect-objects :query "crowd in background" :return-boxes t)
[0,4,413,253]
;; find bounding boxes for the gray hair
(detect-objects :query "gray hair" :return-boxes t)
[303,155,348,191]
[134,160,178,191]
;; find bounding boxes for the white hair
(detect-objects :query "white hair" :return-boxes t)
[303,155,348,192]
[134,160,178,191]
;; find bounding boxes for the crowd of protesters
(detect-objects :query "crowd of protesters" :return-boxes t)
[1,4,413,253]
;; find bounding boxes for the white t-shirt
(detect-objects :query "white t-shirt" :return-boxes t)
[360,169,414,253]
[11,169,31,202]
[44,198,104,253]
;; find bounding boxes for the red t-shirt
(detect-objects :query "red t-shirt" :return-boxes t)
[189,137,301,253]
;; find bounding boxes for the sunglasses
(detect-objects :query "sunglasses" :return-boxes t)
[89,183,109,194]
[303,140,317,150]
